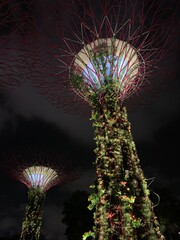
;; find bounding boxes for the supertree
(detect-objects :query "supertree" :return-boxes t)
[17,0,177,239]
[5,147,79,240]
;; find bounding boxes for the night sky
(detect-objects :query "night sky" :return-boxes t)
[0,0,179,239]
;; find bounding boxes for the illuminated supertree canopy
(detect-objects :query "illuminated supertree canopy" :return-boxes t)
[14,0,177,239]
[20,166,59,192]
[23,0,176,113]
[72,38,143,102]
[6,147,79,240]
[59,0,176,106]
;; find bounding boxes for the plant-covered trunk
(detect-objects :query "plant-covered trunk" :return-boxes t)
[85,86,164,240]
[20,187,46,240]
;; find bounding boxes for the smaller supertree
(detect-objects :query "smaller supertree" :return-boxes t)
[5,147,79,240]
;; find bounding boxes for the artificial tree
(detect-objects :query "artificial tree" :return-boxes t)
[70,39,162,240]
[6,148,78,240]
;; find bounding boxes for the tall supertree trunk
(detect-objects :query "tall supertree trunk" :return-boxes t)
[119,107,163,240]
[20,187,46,240]
[86,86,163,240]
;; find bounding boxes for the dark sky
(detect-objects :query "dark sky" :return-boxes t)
[0,0,179,239]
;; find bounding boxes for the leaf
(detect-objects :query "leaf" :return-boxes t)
[83,231,95,240]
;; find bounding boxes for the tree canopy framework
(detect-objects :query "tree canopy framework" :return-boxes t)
[23,0,177,114]
[5,147,79,240]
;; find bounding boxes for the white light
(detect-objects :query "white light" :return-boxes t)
[83,55,128,88]
[31,173,44,185]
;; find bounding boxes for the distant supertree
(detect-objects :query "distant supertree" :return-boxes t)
[18,0,177,239]
[6,147,78,240]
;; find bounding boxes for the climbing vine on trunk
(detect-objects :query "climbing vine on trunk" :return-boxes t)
[83,85,163,240]
[20,187,46,240]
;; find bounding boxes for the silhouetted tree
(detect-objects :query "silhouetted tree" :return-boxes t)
[62,191,94,240]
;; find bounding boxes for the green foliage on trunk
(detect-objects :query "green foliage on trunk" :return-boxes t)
[83,85,164,239]
[20,187,46,240]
